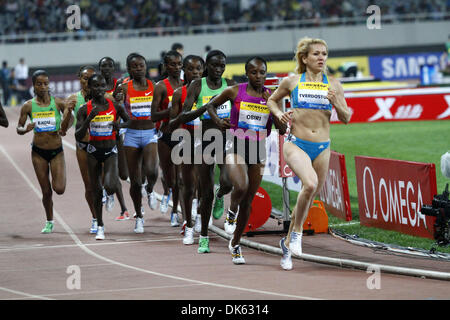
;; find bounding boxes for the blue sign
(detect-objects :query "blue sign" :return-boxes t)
[369,52,442,81]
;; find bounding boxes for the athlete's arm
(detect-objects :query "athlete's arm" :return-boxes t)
[114,101,131,130]
[16,101,34,135]
[56,97,72,136]
[0,102,8,128]
[178,79,205,123]
[74,104,91,141]
[267,76,294,125]
[168,88,183,131]
[328,78,351,124]
[151,81,171,122]
[205,85,238,130]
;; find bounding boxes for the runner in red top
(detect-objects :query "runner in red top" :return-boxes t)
[169,55,204,245]
[75,74,130,240]
[116,53,159,234]
[151,50,183,226]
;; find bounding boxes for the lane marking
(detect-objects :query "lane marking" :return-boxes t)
[0,144,320,300]
[0,287,54,300]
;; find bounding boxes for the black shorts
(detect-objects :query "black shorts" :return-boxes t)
[87,144,118,163]
[159,131,182,149]
[76,141,88,152]
[225,136,267,165]
[32,144,63,162]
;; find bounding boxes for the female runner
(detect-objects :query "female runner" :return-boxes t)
[267,37,351,270]
[17,70,72,233]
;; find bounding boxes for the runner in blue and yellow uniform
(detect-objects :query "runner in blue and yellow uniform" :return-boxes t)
[267,37,351,270]
[17,70,73,234]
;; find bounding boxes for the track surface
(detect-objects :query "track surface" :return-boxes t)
[1,106,449,304]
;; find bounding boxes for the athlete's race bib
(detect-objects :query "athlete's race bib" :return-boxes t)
[297,82,330,110]
[238,102,270,131]
[32,111,57,132]
[130,96,152,118]
[201,96,231,119]
[186,102,200,126]
[90,114,114,137]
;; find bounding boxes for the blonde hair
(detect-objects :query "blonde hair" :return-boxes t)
[294,37,329,74]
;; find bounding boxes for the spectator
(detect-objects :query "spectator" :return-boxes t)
[0,61,11,106]
[14,58,29,104]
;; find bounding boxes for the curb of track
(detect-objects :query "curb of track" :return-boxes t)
[155,192,450,281]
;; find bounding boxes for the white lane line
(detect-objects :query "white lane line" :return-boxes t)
[0,287,54,300]
[4,283,204,300]
[0,144,320,300]
[62,139,76,151]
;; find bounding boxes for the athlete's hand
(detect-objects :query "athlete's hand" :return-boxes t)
[217,118,231,131]
[277,110,293,125]
[327,89,337,106]
[26,123,36,132]
[58,129,67,137]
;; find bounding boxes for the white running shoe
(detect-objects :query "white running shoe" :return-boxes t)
[289,231,303,257]
[183,226,194,245]
[105,194,115,212]
[90,219,98,234]
[160,195,169,213]
[102,188,107,205]
[134,217,144,234]
[224,209,237,235]
[148,191,158,210]
[170,212,180,227]
[228,239,245,264]
[96,226,105,240]
[280,237,293,270]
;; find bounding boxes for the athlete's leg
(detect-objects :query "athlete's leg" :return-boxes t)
[86,155,104,227]
[231,161,264,247]
[31,152,53,222]
[125,146,144,218]
[49,151,66,195]
[76,147,96,219]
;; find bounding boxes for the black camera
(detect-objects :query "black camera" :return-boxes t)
[421,183,450,246]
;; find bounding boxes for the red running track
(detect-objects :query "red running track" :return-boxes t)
[0,106,449,304]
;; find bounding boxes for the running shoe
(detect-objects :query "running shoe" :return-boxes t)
[147,191,158,210]
[41,221,54,234]
[115,211,130,221]
[183,226,194,245]
[212,186,224,219]
[224,209,237,235]
[90,219,98,234]
[160,194,169,214]
[170,212,180,227]
[96,226,105,240]
[289,231,303,257]
[105,194,115,212]
[279,237,293,270]
[134,217,144,234]
[197,236,210,253]
[228,239,245,264]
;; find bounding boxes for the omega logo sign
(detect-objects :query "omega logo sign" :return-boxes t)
[362,166,427,228]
